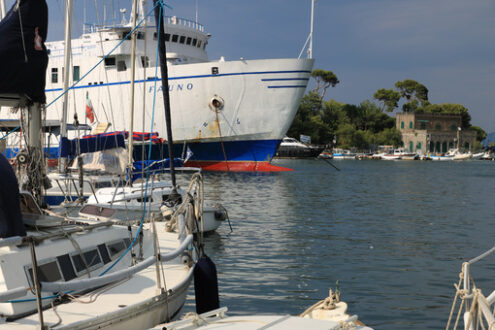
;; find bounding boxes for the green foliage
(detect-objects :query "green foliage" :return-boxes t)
[470,125,487,142]
[287,93,398,149]
[287,73,483,151]
[311,69,339,99]
[373,88,401,112]
[394,79,429,107]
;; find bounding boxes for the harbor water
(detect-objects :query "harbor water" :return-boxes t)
[183,159,495,329]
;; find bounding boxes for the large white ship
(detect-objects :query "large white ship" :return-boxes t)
[2,4,314,171]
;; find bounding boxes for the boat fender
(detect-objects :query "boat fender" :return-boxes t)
[16,151,29,165]
[214,209,227,221]
[181,252,193,267]
[194,254,220,314]
[209,95,224,111]
[160,204,173,220]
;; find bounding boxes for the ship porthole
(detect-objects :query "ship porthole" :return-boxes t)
[209,95,224,111]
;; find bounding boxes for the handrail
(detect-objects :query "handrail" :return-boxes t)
[39,235,192,293]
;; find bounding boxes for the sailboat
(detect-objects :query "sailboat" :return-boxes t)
[0,1,201,328]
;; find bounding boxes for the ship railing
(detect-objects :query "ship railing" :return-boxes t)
[446,246,495,330]
[83,15,204,34]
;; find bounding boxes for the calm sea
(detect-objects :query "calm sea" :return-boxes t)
[182,159,495,329]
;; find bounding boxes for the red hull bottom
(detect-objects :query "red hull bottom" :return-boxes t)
[184,161,293,172]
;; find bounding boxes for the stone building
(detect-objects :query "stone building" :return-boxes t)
[396,112,477,154]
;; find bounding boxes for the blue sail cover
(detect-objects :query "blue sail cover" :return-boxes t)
[59,134,126,158]
[0,0,48,103]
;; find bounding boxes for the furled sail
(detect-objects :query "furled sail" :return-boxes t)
[0,0,48,103]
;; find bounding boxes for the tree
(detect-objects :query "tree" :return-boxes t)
[311,69,339,99]
[375,128,402,147]
[438,103,471,128]
[470,125,487,142]
[395,79,429,111]
[373,88,401,112]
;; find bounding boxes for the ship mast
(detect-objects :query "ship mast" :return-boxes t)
[153,0,178,196]
[127,0,138,179]
[0,0,6,20]
[58,0,73,172]
[308,0,314,59]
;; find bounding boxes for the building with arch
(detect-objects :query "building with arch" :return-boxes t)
[396,113,476,154]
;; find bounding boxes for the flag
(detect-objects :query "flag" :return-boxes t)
[184,147,193,163]
[85,92,95,123]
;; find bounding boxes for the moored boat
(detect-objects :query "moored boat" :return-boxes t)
[275,137,324,158]
[1,4,314,172]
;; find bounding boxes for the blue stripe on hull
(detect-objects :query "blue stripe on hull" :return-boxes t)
[133,139,282,162]
[4,139,282,163]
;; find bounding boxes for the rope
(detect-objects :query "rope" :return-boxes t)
[0,125,20,141]
[215,110,230,171]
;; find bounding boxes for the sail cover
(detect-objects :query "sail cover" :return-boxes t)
[0,0,48,103]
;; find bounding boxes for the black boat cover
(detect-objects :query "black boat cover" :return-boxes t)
[0,153,26,238]
[0,0,48,103]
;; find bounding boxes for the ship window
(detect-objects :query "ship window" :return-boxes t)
[83,250,101,267]
[179,35,186,44]
[186,37,192,45]
[27,261,62,287]
[197,40,202,48]
[105,57,116,66]
[171,34,178,42]
[57,254,77,281]
[153,32,157,40]
[73,66,80,81]
[98,244,111,264]
[203,41,208,49]
[51,68,58,83]
[107,240,126,257]
[117,60,127,72]
[211,67,219,75]
[192,38,197,46]
[165,33,170,41]
[136,32,145,40]
[141,56,150,68]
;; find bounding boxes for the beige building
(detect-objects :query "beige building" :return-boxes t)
[396,113,477,154]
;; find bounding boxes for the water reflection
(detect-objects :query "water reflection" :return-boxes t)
[182,160,495,329]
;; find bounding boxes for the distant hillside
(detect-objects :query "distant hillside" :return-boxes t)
[482,132,495,147]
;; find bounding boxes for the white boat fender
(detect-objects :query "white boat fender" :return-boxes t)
[194,255,220,314]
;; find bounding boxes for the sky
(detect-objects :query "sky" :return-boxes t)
[7,0,495,132]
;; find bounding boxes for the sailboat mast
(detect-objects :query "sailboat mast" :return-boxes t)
[127,0,138,177]
[58,0,73,171]
[153,0,177,191]
[0,0,6,20]
[308,0,314,59]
